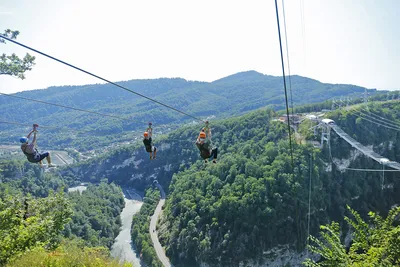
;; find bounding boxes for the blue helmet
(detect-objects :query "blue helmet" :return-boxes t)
[20,137,28,143]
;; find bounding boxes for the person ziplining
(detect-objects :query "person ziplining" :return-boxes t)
[1,34,219,166]
[143,122,157,160]
[20,124,56,168]
[195,121,218,164]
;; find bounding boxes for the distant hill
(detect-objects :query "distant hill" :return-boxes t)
[0,71,383,149]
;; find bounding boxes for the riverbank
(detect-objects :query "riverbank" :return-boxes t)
[111,189,144,266]
[68,184,144,266]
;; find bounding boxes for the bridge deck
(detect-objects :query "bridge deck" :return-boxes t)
[331,125,400,170]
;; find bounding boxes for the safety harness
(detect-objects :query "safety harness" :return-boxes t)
[22,145,40,163]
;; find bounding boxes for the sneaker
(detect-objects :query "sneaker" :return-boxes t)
[48,163,57,168]
[150,156,153,160]
[204,159,208,164]
[213,159,217,164]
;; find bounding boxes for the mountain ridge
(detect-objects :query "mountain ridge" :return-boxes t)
[0,71,384,149]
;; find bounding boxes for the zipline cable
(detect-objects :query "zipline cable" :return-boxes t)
[0,92,127,120]
[361,108,400,128]
[334,102,400,131]
[338,100,400,129]
[356,110,400,130]
[0,120,30,128]
[300,0,306,69]
[0,120,73,131]
[342,167,400,172]
[282,0,294,116]
[274,0,294,167]
[349,110,400,132]
[306,154,312,256]
[0,35,205,123]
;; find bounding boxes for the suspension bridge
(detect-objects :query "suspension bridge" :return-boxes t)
[327,123,400,170]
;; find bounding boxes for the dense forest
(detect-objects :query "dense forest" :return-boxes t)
[63,182,125,249]
[0,159,128,266]
[59,100,400,266]
[153,105,399,266]
[156,110,320,266]
[0,159,67,197]
[0,189,129,266]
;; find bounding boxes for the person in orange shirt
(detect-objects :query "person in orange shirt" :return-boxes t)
[195,125,217,164]
[143,122,157,160]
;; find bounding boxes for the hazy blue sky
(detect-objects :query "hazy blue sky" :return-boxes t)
[0,0,399,94]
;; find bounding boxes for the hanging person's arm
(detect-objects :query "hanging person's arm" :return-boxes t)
[26,129,34,139]
[207,127,212,142]
[31,131,37,146]
[31,124,38,146]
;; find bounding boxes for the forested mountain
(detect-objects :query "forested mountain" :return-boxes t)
[0,71,382,150]
[156,105,400,266]
[60,100,400,266]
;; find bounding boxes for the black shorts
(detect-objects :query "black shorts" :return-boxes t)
[145,146,156,153]
[35,152,49,162]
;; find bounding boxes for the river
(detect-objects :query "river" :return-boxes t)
[111,188,144,266]
[68,185,144,266]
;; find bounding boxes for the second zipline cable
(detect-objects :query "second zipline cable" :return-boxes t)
[0,92,127,120]
[274,0,294,167]
[0,35,205,123]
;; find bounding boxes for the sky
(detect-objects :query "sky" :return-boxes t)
[0,0,399,94]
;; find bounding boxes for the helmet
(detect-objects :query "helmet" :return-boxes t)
[144,132,149,137]
[20,137,28,143]
[199,132,206,139]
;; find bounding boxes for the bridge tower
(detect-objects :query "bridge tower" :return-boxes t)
[320,124,331,149]
[364,88,368,105]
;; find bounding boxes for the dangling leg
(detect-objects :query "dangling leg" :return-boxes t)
[201,158,208,170]
[153,147,157,159]
[212,147,218,163]
[44,152,56,167]
[38,152,48,167]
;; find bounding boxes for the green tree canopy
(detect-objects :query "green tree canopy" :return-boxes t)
[0,192,72,265]
[0,29,35,79]
[7,239,131,267]
[304,205,400,267]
